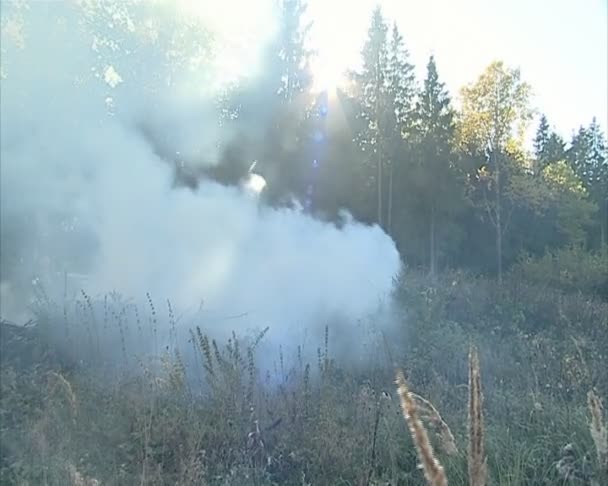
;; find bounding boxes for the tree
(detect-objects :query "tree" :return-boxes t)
[350,10,417,234]
[352,6,390,228]
[276,0,314,103]
[459,61,532,284]
[544,133,567,167]
[533,115,550,167]
[568,119,608,251]
[409,55,460,275]
[386,23,416,129]
[533,115,566,175]
[385,22,415,233]
[220,0,314,198]
[542,161,597,245]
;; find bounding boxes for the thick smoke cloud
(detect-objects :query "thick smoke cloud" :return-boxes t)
[0,1,401,365]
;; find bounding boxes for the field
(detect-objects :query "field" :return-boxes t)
[2,1,607,485]
[1,268,606,485]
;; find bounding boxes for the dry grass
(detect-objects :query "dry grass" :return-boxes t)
[467,345,487,486]
[411,392,459,456]
[3,281,607,485]
[393,345,607,486]
[68,463,100,486]
[587,390,607,481]
[396,369,448,486]
[394,347,488,486]
[47,370,77,419]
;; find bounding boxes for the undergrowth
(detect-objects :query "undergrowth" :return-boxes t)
[1,272,607,485]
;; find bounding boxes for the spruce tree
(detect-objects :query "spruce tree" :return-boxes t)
[568,119,608,250]
[533,114,566,174]
[385,22,416,232]
[412,55,460,274]
[352,6,390,228]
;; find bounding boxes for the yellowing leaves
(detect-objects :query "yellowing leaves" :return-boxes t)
[458,61,533,152]
[542,161,587,196]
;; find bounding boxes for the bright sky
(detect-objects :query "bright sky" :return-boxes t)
[307,0,608,140]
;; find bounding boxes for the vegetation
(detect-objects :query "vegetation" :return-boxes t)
[1,268,607,485]
[1,1,607,485]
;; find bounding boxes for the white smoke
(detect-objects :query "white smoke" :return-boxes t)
[0,1,401,364]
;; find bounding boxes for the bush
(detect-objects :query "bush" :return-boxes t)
[512,246,608,299]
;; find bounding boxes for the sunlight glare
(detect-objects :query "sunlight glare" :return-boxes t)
[310,57,345,95]
[173,0,276,87]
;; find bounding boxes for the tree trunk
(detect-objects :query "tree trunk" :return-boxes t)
[387,161,393,234]
[429,202,436,277]
[602,197,608,258]
[377,143,383,228]
[375,55,383,229]
[494,148,503,286]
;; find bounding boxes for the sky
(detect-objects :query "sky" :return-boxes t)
[307,0,608,140]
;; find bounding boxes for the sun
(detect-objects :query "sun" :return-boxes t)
[310,57,345,96]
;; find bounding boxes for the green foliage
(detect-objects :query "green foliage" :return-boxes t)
[395,55,465,272]
[568,119,608,195]
[513,246,608,297]
[541,161,598,245]
[386,22,416,133]
[356,6,390,120]
[347,8,419,230]
[533,115,567,175]
[543,161,587,195]
[458,61,533,153]
[4,271,608,485]
[567,119,608,250]
[349,6,391,227]
[457,61,534,282]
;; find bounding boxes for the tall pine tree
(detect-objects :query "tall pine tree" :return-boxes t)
[277,0,314,103]
[568,118,608,250]
[386,23,415,130]
[385,22,415,233]
[352,6,390,228]
[410,55,460,275]
[533,114,566,175]
[220,0,314,200]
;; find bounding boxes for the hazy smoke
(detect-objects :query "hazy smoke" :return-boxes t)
[0,1,401,367]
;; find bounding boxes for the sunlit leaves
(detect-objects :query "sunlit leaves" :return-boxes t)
[540,161,597,245]
[542,161,587,196]
[458,61,533,153]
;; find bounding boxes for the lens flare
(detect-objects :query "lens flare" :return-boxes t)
[244,173,267,194]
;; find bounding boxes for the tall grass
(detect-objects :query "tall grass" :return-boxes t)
[1,272,607,485]
[588,390,607,484]
[394,346,606,486]
[467,345,487,486]
[396,369,448,486]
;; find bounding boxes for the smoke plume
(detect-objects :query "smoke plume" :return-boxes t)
[0,1,401,368]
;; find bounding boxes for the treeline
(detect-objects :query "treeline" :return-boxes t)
[5,0,603,285]
[212,2,607,283]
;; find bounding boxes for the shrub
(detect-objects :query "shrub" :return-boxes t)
[512,246,608,298]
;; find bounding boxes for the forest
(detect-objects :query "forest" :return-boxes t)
[0,0,607,485]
